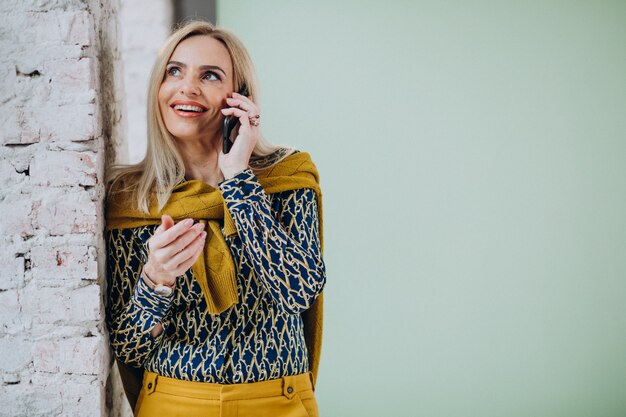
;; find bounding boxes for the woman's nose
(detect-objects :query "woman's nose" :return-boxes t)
[180,78,201,95]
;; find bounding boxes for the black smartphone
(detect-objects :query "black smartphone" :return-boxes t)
[222,84,250,154]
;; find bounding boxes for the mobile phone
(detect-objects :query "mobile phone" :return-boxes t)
[222,84,250,154]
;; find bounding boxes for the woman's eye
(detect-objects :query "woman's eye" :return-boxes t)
[203,71,220,81]
[167,67,181,76]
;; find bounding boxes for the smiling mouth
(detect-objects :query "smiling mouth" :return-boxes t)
[171,104,208,113]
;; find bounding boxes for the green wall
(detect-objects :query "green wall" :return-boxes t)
[218,2,626,416]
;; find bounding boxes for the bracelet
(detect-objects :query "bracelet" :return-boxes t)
[141,266,175,290]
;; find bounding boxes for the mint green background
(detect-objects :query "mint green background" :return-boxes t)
[218,2,626,416]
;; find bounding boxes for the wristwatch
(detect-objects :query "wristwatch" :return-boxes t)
[141,266,175,297]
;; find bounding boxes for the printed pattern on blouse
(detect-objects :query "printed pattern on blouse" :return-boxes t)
[105,160,326,384]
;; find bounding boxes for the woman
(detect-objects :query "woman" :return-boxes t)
[105,20,326,417]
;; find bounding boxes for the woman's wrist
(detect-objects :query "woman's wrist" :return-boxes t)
[222,165,249,180]
[142,263,175,289]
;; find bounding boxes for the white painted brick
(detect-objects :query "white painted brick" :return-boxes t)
[21,286,69,319]
[12,42,86,69]
[12,72,53,108]
[0,289,30,335]
[0,312,32,336]
[119,0,172,164]
[0,156,29,190]
[16,103,98,143]
[63,11,92,45]
[30,150,98,187]
[2,372,21,384]
[0,63,17,107]
[32,190,97,235]
[0,110,20,144]
[72,285,102,321]
[0,0,88,13]
[0,195,34,238]
[0,252,26,290]
[30,244,98,283]
[33,335,103,374]
[0,145,33,176]
[46,58,97,104]
[22,283,100,323]
[0,290,21,315]
[11,59,96,108]
[26,373,102,417]
[9,11,93,46]
[0,0,169,415]
[0,336,33,372]
[60,378,102,417]
[29,324,98,341]
[0,383,63,416]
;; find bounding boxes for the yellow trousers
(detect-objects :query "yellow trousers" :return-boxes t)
[134,370,319,417]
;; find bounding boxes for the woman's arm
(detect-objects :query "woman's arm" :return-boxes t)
[105,228,174,367]
[219,168,326,315]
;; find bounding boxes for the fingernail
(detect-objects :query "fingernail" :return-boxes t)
[201,231,207,238]
[184,218,194,225]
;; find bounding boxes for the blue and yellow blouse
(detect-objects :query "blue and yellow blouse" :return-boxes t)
[105,160,326,383]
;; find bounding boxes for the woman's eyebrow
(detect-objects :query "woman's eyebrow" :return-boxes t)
[167,60,226,76]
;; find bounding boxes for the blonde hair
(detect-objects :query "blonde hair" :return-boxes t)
[106,19,295,214]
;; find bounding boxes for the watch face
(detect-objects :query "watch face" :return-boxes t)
[154,285,173,297]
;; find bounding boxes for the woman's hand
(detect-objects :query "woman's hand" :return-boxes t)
[218,91,260,179]
[143,214,207,287]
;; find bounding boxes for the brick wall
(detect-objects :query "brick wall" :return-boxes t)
[0,0,123,415]
[119,0,173,164]
[108,3,173,415]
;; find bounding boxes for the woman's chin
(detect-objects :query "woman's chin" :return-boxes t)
[168,127,218,141]
[166,121,220,140]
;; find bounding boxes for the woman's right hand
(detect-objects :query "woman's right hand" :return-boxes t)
[143,214,207,287]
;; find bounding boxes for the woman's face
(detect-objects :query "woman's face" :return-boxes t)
[158,35,234,143]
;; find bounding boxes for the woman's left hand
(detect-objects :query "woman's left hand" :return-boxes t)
[218,92,260,179]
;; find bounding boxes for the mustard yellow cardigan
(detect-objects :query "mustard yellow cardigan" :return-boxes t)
[106,150,324,409]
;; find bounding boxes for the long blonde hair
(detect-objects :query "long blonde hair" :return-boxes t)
[106,20,295,214]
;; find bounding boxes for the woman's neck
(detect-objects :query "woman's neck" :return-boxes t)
[176,135,224,187]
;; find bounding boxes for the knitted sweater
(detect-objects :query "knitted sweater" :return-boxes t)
[105,153,326,386]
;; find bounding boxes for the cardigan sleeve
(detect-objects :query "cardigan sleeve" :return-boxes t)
[218,168,326,315]
[105,228,174,368]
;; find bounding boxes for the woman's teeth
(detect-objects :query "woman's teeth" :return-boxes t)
[173,104,207,112]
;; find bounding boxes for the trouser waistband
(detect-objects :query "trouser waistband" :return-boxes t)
[141,371,315,401]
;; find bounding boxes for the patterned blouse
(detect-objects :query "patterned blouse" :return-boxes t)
[105,152,326,383]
